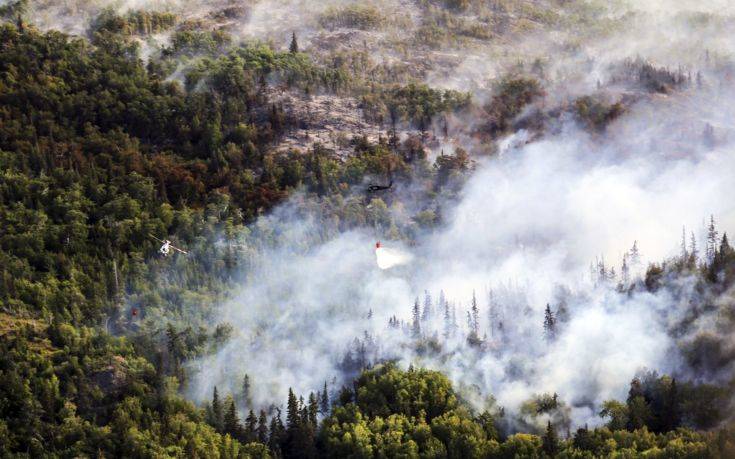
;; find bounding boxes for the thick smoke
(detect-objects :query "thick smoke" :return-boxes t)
[187,81,735,429]
[19,0,733,431]
[178,0,735,432]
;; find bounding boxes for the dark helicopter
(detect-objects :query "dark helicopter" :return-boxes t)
[366,162,394,193]
[367,179,393,193]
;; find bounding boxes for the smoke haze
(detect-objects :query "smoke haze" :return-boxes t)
[188,93,734,429]
[16,0,734,431]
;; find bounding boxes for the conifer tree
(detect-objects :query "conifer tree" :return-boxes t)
[242,374,252,409]
[470,290,479,337]
[542,421,559,457]
[224,397,243,441]
[285,388,300,437]
[268,408,285,453]
[307,392,319,427]
[689,231,698,262]
[283,393,316,458]
[257,410,269,444]
[663,378,680,431]
[680,226,688,261]
[422,290,432,322]
[707,215,718,264]
[299,395,308,424]
[211,386,223,432]
[245,409,258,443]
[412,297,421,338]
[543,304,556,342]
[621,253,630,286]
[629,241,641,266]
[289,31,299,54]
[720,233,732,259]
[318,382,329,415]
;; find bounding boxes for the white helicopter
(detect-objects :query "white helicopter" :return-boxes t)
[150,235,188,256]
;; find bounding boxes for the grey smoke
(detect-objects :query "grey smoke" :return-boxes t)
[187,86,735,429]
[16,0,734,431]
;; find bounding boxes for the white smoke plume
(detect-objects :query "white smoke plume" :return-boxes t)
[187,79,735,429]
[164,0,735,432]
[16,0,734,432]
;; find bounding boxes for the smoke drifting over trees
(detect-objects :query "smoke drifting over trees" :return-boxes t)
[189,109,735,428]
[2,0,735,455]
[162,0,735,433]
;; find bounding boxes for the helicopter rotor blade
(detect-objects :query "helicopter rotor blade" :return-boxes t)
[170,245,188,254]
[149,234,166,243]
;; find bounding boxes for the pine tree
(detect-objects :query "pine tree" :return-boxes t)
[543,304,556,342]
[707,215,718,264]
[621,253,630,287]
[244,409,257,443]
[284,393,316,459]
[629,241,641,266]
[308,392,319,427]
[689,231,698,262]
[320,382,329,414]
[422,290,432,321]
[257,410,269,444]
[299,395,308,425]
[224,397,243,441]
[663,378,680,431]
[286,388,300,430]
[470,290,479,337]
[289,31,299,54]
[242,374,252,409]
[720,232,732,258]
[268,408,285,453]
[211,386,223,432]
[412,297,421,338]
[680,226,688,261]
[542,421,559,457]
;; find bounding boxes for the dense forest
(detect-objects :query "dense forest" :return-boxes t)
[2,0,735,457]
